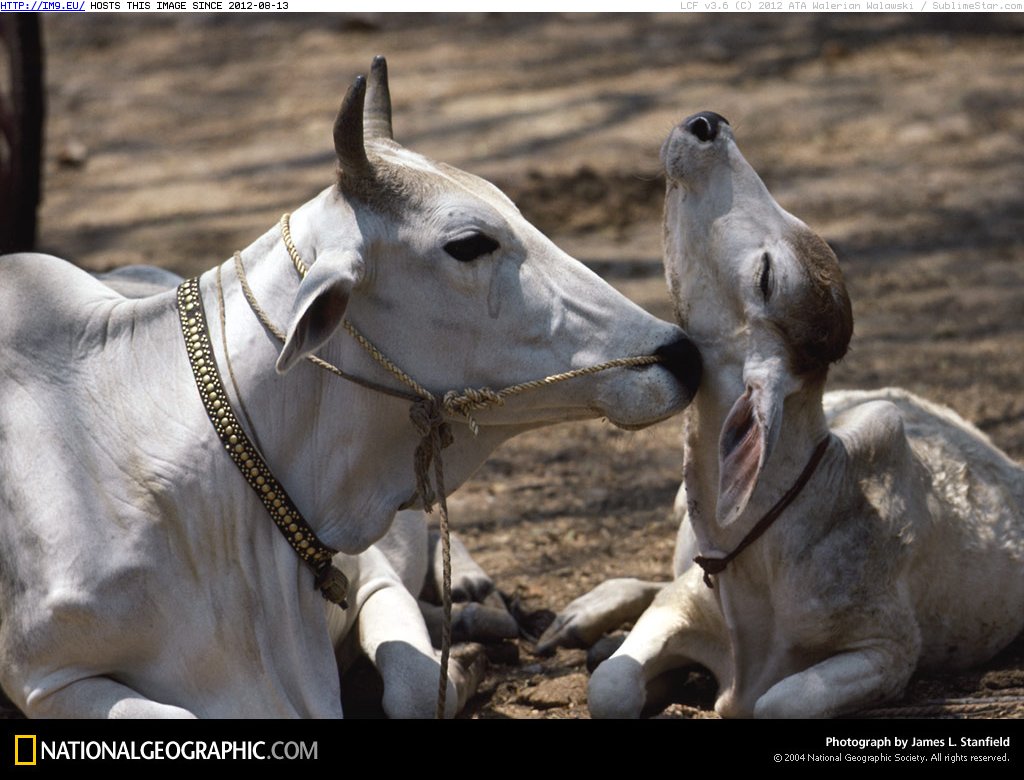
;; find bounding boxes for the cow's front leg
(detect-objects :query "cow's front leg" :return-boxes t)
[589,571,725,719]
[25,676,196,718]
[753,643,917,719]
[419,597,519,645]
[375,637,487,719]
[536,578,665,655]
[426,527,494,603]
[359,581,485,719]
[422,526,517,645]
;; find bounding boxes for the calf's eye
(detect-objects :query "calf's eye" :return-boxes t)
[758,252,772,302]
[443,232,500,263]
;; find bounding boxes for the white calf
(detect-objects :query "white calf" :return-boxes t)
[542,111,1024,718]
[0,58,700,718]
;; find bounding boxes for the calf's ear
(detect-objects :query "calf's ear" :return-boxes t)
[276,249,364,375]
[717,382,783,526]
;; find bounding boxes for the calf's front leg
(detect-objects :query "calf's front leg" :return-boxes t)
[536,578,666,655]
[589,570,726,718]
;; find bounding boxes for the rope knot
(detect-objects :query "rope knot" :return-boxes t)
[410,396,445,436]
[443,388,503,436]
[693,554,728,589]
[410,398,453,512]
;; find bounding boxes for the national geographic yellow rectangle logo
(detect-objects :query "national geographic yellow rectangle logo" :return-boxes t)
[14,734,37,766]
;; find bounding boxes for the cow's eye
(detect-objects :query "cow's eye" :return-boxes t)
[758,252,772,302]
[443,232,500,263]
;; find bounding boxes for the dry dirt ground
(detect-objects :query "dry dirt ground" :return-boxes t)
[24,13,1024,719]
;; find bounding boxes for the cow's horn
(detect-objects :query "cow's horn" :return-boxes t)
[365,55,393,140]
[334,75,370,176]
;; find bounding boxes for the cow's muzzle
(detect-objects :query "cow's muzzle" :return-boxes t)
[653,335,702,406]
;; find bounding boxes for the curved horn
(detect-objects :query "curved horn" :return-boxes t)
[365,55,393,140]
[334,75,370,176]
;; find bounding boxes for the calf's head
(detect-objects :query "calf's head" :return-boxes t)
[661,112,852,525]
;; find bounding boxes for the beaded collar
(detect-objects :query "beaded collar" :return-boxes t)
[176,278,349,608]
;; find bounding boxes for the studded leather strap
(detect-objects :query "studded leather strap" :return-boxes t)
[177,277,349,608]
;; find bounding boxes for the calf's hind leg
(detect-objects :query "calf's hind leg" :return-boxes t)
[753,643,916,719]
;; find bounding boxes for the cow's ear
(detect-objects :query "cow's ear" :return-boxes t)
[276,249,364,375]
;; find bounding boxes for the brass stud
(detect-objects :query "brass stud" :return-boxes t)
[256,476,265,485]
[228,435,238,445]
[261,484,270,493]
[288,523,298,532]
[298,540,309,549]
[234,444,244,453]
[273,499,282,508]
[278,506,287,516]
[267,492,276,502]
[294,532,304,542]
[249,467,259,477]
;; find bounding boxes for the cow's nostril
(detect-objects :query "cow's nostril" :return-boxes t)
[654,336,702,405]
[683,111,729,143]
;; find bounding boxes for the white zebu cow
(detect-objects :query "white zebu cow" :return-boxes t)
[541,112,1024,718]
[0,58,700,718]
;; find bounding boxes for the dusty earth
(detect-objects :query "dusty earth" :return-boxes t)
[18,13,1024,719]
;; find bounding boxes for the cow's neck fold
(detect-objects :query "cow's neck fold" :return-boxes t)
[197,222,414,555]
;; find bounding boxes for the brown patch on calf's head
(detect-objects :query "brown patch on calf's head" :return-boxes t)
[779,228,853,378]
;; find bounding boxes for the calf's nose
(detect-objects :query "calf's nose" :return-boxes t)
[654,335,702,406]
[684,111,730,143]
